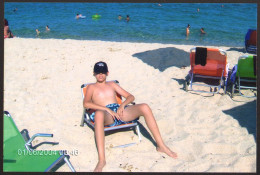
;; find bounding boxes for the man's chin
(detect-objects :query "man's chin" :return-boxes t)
[97,79,106,83]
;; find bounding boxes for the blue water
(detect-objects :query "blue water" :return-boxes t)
[4,3,257,47]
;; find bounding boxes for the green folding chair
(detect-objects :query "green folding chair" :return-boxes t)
[231,55,257,98]
[3,111,76,172]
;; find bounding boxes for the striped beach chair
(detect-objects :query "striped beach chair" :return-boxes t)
[245,29,257,54]
[80,80,142,143]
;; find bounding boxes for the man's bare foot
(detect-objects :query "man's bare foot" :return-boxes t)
[156,145,178,158]
[94,160,106,172]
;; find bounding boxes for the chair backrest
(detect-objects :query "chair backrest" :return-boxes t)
[190,48,227,77]
[4,112,26,146]
[236,55,256,79]
[81,80,122,106]
[246,29,257,46]
[4,112,28,163]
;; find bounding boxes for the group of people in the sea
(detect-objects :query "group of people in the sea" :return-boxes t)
[75,13,130,22]
[36,25,50,36]
[4,18,51,38]
[118,15,130,22]
[186,24,207,38]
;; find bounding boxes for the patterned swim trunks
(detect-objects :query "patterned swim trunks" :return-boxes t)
[89,103,136,127]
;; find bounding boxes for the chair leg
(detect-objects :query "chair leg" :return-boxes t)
[136,124,142,142]
[80,110,85,127]
[64,156,76,172]
[231,83,235,98]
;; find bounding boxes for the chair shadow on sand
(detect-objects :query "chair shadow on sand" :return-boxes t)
[226,47,246,53]
[133,47,190,71]
[222,100,256,141]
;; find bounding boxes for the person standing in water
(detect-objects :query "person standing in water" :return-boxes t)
[186,24,191,37]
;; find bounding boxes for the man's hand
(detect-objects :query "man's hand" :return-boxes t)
[117,105,125,118]
[106,108,121,121]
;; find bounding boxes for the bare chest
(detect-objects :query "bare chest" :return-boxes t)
[92,85,117,105]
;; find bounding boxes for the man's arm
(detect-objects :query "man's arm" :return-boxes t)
[110,82,135,107]
[110,82,135,117]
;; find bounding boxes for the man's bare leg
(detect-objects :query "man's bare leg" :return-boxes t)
[122,103,177,158]
[93,110,114,172]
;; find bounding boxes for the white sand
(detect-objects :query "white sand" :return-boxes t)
[4,38,256,172]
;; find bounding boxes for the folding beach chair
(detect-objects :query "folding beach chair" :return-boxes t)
[245,29,257,54]
[3,111,76,172]
[80,80,142,143]
[230,55,257,98]
[184,47,229,94]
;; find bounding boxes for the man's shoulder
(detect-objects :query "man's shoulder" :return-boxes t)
[106,81,118,87]
[106,81,116,85]
[86,83,96,90]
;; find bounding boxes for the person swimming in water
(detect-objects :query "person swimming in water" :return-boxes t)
[126,15,130,22]
[36,29,40,36]
[46,25,50,31]
[200,28,206,34]
[76,14,83,19]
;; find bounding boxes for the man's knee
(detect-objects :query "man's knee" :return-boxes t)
[139,103,151,112]
[94,110,105,122]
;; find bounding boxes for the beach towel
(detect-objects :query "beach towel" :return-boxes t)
[195,47,207,66]
[230,65,237,83]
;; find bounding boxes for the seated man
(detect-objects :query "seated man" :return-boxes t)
[83,61,178,172]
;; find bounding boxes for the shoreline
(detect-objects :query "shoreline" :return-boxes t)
[9,37,246,48]
[4,38,256,172]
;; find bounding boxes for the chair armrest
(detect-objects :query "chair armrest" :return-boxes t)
[25,133,53,150]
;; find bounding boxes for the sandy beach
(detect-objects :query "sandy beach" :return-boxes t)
[4,38,256,172]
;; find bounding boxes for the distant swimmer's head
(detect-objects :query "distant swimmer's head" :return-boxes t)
[187,24,190,28]
[94,61,109,74]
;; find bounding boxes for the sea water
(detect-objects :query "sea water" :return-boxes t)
[4,3,257,47]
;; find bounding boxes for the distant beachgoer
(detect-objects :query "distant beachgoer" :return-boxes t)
[46,25,50,31]
[36,29,40,36]
[197,8,200,12]
[13,8,18,12]
[76,14,83,19]
[200,28,206,34]
[186,24,190,37]
[4,19,14,39]
[158,3,162,6]
[126,15,130,22]
[118,15,122,20]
